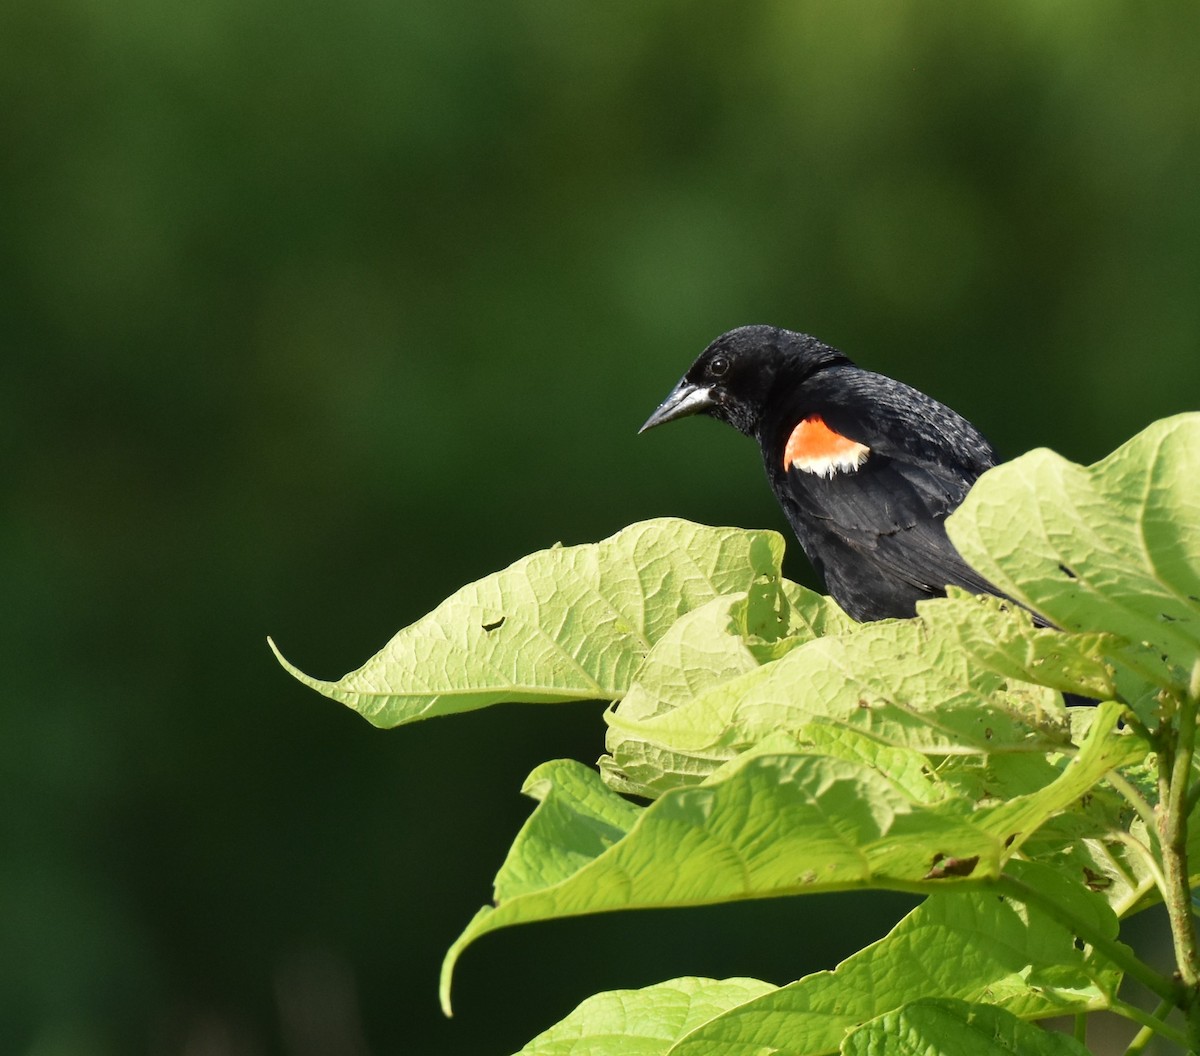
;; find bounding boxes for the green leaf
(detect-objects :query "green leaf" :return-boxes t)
[445,703,1136,1014]
[842,998,1090,1056]
[512,977,775,1056]
[440,752,1004,1014]
[270,519,786,727]
[512,871,1118,1054]
[787,723,951,805]
[1012,722,1184,920]
[605,613,1072,779]
[947,413,1200,694]
[917,592,1119,701]
[1025,822,1158,920]
[493,759,643,902]
[603,590,1115,806]
[669,879,1117,1055]
[975,702,1145,853]
[601,582,851,797]
[1003,858,1121,947]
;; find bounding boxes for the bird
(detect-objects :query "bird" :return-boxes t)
[640,324,1006,623]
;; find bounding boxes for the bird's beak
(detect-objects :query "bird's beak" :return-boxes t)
[639,381,715,433]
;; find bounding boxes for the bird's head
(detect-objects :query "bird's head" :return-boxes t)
[640,325,848,437]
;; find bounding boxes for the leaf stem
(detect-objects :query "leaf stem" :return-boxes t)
[1157,662,1200,1045]
[995,873,1180,1005]
[1106,770,1160,839]
[1121,707,1155,745]
[1111,997,1191,1051]
[1121,995,1179,1055]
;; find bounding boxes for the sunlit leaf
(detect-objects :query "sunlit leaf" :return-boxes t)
[947,413,1200,694]
[670,864,1117,1055]
[271,519,786,726]
[440,751,1002,1013]
[842,998,1090,1056]
[601,582,850,797]
[917,592,1118,700]
[513,977,775,1056]
[604,612,1071,788]
[441,713,1132,1015]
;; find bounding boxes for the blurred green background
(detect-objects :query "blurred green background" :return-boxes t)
[5,1,1199,1053]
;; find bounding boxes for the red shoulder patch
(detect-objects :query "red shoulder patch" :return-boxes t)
[784,416,870,478]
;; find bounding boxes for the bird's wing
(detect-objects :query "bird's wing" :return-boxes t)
[763,364,1010,612]
[815,370,999,483]
[786,455,999,599]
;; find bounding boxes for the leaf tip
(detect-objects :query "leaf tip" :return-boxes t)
[438,974,455,1019]
[267,636,323,692]
[439,937,467,1018]
[439,906,497,1019]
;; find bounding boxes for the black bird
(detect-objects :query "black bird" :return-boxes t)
[641,325,1004,623]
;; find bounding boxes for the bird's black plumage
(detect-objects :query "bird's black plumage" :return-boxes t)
[641,325,1004,622]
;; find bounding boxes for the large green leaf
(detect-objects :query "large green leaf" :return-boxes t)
[510,868,1118,1056]
[603,608,1072,785]
[601,582,851,797]
[842,999,1090,1056]
[947,413,1200,694]
[490,755,644,903]
[670,865,1118,1055]
[441,705,1135,1013]
[916,592,1118,701]
[1013,725,1200,920]
[974,702,1145,852]
[513,977,776,1056]
[270,519,786,726]
[601,590,1123,801]
[440,751,996,1013]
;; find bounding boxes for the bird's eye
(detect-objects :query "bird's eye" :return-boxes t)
[709,354,730,378]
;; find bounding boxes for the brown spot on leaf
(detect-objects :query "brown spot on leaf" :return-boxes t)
[924,855,980,880]
[1083,867,1113,892]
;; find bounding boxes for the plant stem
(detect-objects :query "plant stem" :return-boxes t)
[1121,707,1155,745]
[1107,770,1161,839]
[1111,997,1192,1051]
[995,874,1180,1005]
[1122,996,1178,1055]
[1157,662,1200,1047]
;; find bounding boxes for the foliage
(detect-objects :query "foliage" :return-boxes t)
[277,413,1200,1054]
